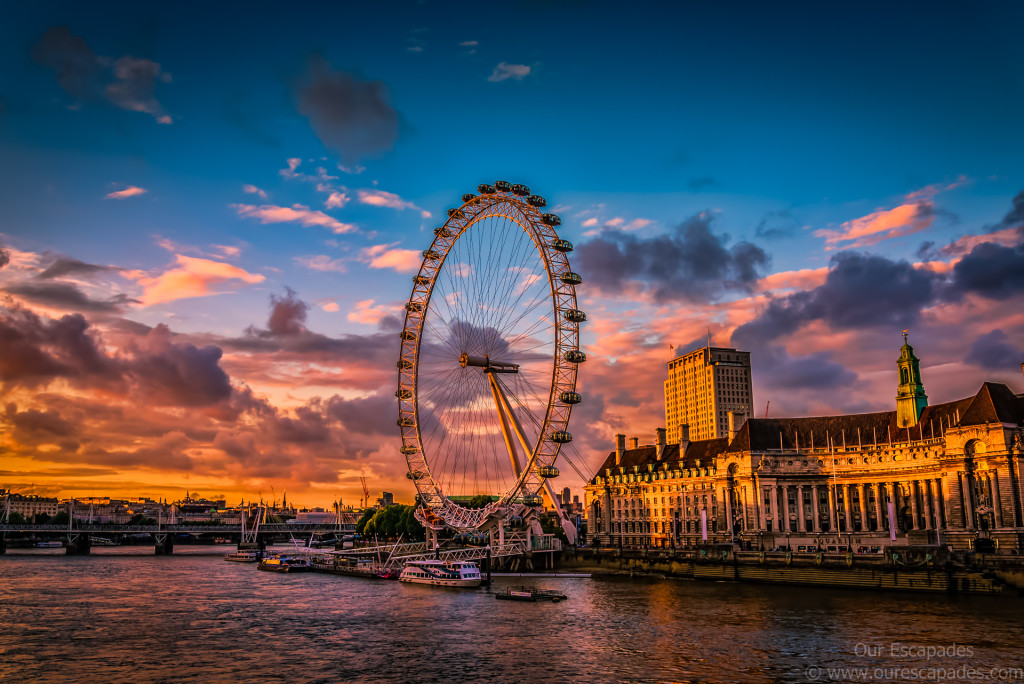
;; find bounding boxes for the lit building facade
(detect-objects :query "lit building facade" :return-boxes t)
[664,345,753,442]
[588,338,1024,553]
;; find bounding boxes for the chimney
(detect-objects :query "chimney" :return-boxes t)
[679,423,690,454]
[655,427,667,461]
[630,437,639,449]
[615,434,625,465]
[728,410,745,442]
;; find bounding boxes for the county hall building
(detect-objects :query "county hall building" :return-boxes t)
[585,336,1024,553]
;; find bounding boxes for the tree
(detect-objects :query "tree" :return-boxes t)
[355,508,375,536]
[52,511,70,526]
[5,512,25,524]
[539,514,568,543]
[33,513,50,524]
[466,495,495,509]
[128,513,156,525]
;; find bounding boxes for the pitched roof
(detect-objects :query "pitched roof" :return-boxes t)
[589,438,728,483]
[959,382,1024,425]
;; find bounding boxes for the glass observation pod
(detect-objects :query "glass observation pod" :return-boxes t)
[447,208,465,219]
[412,275,430,285]
[396,388,413,399]
[527,194,547,207]
[507,515,525,527]
[538,465,559,478]
[551,430,573,444]
[399,330,416,341]
[406,470,425,480]
[434,227,452,238]
[522,494,543,506]
[560,272,583,285]
[559,391,582,404]
[563,309,587,323]
[564,350,587,363]
[510,183,530,196]
[422,249,440,260]
[494,180,512,192]
[405,302,423,312]
[542,213,562,226]
[397,359,413,370]
[399,444,418,454]
[477,183,496,194]
[461,193,476,203]
[397,417,415,428]
[552,239,574,252]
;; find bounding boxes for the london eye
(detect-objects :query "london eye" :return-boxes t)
[396,181,585,542]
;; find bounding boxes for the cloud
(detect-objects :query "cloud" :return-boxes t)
[126,254,265,306]
[575,212,769,303]
[358,244,421,273]
[324,191,349,209]
[37,257,115,280]
[488,62,531,82]
[460,41,479,47]
[242,184,268,199]
[4,281,137,312]
[30,26,102,100]
[105,186,147,200]
[322,302,340,312]
[950,241,1024,300]
[266,288,309,336]
[754,344,858,391]
[356,188,430,218]
[755,209,800,240]
[0,243,9,269]
[295,57,399,165]
[347,299,397,325]
[815,200,937,249]
[0,307,111,387]
[963,329,1022,371]
[231,203,356,234]
[294,255,347,273]
[581,217,598,228]
[104,56,172,123]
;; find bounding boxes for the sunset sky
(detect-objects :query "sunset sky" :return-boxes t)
[2,2,1023,508]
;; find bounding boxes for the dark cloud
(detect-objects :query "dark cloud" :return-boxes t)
[998,190,1024,230]
[0,308,112,387]
[127,325,233,407]
[733,251,937,346]
[0,242,9,269]
[4,281,137,312]
[755,210,800,240]
[38,257,116,280]
[576,212,770,303]
[104,56,169,119]
[325,392,397,435]
[752,345,858,391]
[964,329,1022,371]
[296,57,399,164]
[4,403,77,439]
[267,287,308,335]
[31,26,102,100]
[915,241,937,261]
[950,242,1024,300]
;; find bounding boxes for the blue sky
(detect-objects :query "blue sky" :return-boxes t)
[2,2,1023,506]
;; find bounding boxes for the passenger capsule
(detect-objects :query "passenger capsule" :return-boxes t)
[560,272,583,285]
[559,391,582,404]
[461,193,476,203]
[538,465,559,479]
[397,417,415,427]
[542,213,562,226]
[413,275,430,285]
[405,470,425,480]
[564,350,587,363]
[399,330,417,341]
[526,194,547,208]
[395,388,413,399]
[552,239,574,252]
[405,301,423,313]
[422,250,440,260]
[507,515,525,528]
[510,183,530,196]
[397,359,413,369]
[494,180,512,192]
[563,309,587,323]
[522,494,543,506]
[551,430,573,444]
[434,227,452,238]
[399,444,418,454]
[447,208,465,219]
[477,184,496,194]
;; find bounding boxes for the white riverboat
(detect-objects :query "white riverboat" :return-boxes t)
[399,560,483,588]
[223,550,261,562]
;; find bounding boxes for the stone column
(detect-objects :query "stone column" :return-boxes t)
[922,481,932,530]
[858,484,869,532]
[741,485,750,532]
[796,485,805,533]
[781,485,790,533]
[874,483,884,530]
[811,484,821,533]
[960,472,975,530]
[842,484,853,533]
[724,486,734,536]
[827,484,838,532]
[909,482,921,530]
[991,471,1003,528]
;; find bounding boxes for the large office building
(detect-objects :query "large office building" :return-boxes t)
[664,345,753,442]
[588,336,1024,553]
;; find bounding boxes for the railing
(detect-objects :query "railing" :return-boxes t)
[0,523,350,534]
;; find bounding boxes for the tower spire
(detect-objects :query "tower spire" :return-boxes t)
[896,330,928,428]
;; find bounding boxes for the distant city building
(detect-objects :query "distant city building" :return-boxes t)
[589,336,1024,553]
[376,492,395,508]
[665,345,753,442]
[1,492,60,520]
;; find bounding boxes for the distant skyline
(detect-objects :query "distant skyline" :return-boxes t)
[2,2,1023,507]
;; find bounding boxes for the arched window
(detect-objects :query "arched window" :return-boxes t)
[900,368,909,384]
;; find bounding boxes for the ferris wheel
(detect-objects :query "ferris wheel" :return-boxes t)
[396,181,585,541]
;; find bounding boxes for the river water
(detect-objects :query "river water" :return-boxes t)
[1,547,1021,683]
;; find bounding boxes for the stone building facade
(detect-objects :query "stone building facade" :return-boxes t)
[586,338,1024,553]
[664,345,753,442]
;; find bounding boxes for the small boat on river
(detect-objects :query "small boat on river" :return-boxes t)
[495,587,568,602]
[399,560,482,588]
[34,541,63,548]
[224,550,261,562]
[257,556,311,573]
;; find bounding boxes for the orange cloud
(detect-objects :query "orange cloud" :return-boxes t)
[347,299,397,325]
[105,186,147,200]
[127,255,265,306]
[815,201,934,249]
[356,189,430,218]
[358,244,421,273]
[231,203,356,234]
[757,266,829,293]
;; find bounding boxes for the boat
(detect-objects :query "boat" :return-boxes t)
[398,560,483,587]
[89,536,116,546]
[34,540,63,548]
[495,587,568,603]
[257,556,312,573]
[223,550,261,562]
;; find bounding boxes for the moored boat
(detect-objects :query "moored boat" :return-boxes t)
[398,560,482,588]
[224,550,261,562]
[34,540,63,548]
[495,587,567,602]
[257,556,311,573]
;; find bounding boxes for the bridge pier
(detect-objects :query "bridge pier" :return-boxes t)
[154,533,174,555]
[0,533,6,555]
[66,533,91,555]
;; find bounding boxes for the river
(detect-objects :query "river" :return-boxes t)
[1,547,1021,683]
